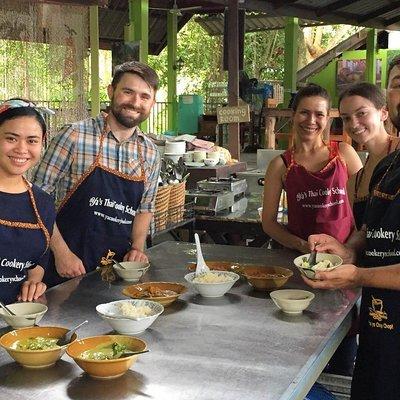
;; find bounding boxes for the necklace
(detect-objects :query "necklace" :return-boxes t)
[372,149,400,201]
[354,136,393,200]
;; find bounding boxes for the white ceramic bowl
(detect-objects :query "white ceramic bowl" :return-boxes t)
[0,302,48,329]
[206,151,220,161]
[293,253,343,280]
[96,299,164,335]
[184,271,240,298]
[113,261,150,282]
[204,158,219,167]
[165,140,186,154]
[164,153,182,164]
[182,152,194,162]
[270,289,315,314]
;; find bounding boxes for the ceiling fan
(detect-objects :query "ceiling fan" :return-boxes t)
[150,0,202,17]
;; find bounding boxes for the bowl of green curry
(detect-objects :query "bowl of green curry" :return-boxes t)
[66,335,147,379]
[0,326,77,368]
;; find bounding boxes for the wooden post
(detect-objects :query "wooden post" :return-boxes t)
[227,0,240,160]
[265,115,276,149]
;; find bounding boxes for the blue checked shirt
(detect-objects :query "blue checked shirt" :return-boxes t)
[33,113,161,213]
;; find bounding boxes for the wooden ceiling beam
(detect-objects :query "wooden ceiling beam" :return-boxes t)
[315,0,357,17]
[357,2,400,23]
[270,0,299,10]
[26,0,109,6]
[384,14,400,28]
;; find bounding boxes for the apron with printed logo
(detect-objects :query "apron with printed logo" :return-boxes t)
[282,141,353,243]
[0,180,50,304]
[44,122,145,287]
[351,150,400,399]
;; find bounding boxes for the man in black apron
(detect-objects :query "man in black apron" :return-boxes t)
[304,56,400,399]
[33,61,161,286]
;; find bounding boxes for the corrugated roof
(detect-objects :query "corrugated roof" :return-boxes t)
[195,14,324,36]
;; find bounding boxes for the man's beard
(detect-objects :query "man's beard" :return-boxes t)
[110,101,149,128]
[391,108,400,131]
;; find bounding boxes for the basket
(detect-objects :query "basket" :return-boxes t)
[168,181,186,224]
[154,184,171,231]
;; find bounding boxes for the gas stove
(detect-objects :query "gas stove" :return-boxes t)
[197,176,247,198]
[185,189,235,214]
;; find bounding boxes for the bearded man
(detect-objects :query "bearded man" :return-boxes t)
[33,61,161,286]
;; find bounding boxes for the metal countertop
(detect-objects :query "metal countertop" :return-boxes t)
[0,242,359,400]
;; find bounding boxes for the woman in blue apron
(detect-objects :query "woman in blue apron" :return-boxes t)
[44,117,145,287]
[350,149,400,399]
[339,82,400,230]
[0,99,56,304]
[305,149,400,398]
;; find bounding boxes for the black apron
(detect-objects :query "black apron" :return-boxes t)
[0,180,50,304]
[351,150,400,400]
[44,122,145,287]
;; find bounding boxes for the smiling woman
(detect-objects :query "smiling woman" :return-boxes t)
[261,84,363,253]
[0,99,56,304]
[339,82,400,230]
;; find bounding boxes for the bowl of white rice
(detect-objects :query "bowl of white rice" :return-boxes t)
[184,271,240,298]
[96,299,164,334]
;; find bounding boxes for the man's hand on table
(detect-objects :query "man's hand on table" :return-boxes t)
[55,250,86,278]
[302,264,361,290]
[124,247,149,263]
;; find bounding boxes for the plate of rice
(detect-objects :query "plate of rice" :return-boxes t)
[96,299,164,334]
[184,271,240,298]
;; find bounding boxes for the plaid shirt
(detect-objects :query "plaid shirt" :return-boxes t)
[33,113,161,213]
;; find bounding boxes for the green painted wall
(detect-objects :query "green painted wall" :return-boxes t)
[309,49,388,107]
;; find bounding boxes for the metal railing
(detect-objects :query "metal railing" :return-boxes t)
[3,99,222,139]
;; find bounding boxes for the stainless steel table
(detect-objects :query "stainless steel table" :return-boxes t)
[195,193,270,246]
[0,243,359,400]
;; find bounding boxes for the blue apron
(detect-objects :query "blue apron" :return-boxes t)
[44,122,145,287]
[0,180,50,304]
[351,150,400,400]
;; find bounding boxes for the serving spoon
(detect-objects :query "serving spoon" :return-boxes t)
[194,233,210,276]
[57,320,88,346]
[113,349,150,359]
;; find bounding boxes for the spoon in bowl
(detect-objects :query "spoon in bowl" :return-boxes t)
[0,301,16,316]
[0,301,37,323]
[307,243,318,267]
[57,320,88,346]
[111,259,126,270]
[113,349,150,359]
[194,233,210,276]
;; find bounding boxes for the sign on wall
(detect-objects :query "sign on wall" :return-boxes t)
[216,104,250,124]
